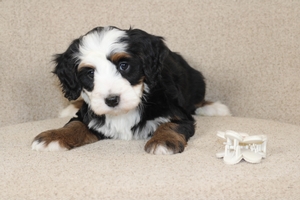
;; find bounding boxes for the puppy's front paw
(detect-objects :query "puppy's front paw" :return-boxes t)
[144,134,187,155]
[31,130,69,152]
[32,121,99,151]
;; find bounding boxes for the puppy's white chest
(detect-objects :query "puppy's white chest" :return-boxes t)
[88,109,141,140]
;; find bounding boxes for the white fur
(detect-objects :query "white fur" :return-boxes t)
[89,109,141,140]
[81,90,90,105]
[77,27,143,116]
[195,101,231,116]
[149,145,174,155]
[31,141,67,152]
[79,27,127,58]
[89,108,170,140]
[143,83,150,94]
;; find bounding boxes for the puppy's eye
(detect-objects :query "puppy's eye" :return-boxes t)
[86,68,94,79]
[118,62,130,71]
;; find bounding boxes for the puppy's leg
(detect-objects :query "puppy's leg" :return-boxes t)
[32,120,99,151]
[144,121,194,155]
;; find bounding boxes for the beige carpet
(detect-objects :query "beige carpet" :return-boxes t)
[1,116,300,199]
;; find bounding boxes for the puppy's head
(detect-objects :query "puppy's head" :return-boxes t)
[54,26,168,116]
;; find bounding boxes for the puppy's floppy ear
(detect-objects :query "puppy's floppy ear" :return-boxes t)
[126,29,169,87]
[53,38,82,101]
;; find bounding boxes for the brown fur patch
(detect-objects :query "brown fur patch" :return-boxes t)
[110,52,131,63]
[144,123,187,154]
[33,121,99,150]
[72,99,84,109]
[78,63,95,71]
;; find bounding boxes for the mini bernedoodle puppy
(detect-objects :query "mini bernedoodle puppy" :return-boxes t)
[32,26,231,155]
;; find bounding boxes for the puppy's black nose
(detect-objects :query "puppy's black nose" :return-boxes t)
[105,95,120,107]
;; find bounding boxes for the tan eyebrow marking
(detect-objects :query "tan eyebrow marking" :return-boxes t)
[78,63,95,71]
[110,52,131,63]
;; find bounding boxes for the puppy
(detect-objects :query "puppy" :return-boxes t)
[32,26,230,154]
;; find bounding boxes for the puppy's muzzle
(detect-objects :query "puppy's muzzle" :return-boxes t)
[105,95,120,107]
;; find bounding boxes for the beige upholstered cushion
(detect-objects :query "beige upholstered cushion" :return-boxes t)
[2,116,299,199]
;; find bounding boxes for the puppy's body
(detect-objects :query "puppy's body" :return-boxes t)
[32,26,230,154]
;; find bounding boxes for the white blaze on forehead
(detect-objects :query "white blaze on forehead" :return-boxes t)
[76,27,142,116]
[78,27,127,58]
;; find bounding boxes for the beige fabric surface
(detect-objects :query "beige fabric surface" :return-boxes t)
[1,116,300,199]
[1,0,300,127]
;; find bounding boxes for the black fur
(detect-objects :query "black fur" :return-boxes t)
[53,38,82,100]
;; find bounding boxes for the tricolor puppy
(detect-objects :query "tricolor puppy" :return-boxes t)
[32,26,230,154]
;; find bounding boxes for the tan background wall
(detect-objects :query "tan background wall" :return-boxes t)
[1,0,299,127]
